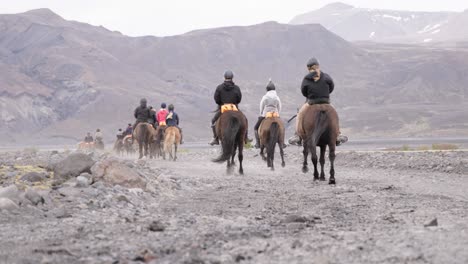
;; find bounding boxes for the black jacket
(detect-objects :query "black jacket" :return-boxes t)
[214,81,242,106]
[166,111,179,127]
[301,72,334,100]
[134,105,151,123]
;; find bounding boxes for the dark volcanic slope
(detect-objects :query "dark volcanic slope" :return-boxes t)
[1,9,468,144]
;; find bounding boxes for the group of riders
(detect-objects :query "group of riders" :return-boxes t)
[85,57,347,149]
[209,57,348,148]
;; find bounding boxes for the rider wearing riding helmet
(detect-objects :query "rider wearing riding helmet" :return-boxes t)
[157,103,169,126]
[254,79,283,149]
[95,129,103,142]
[288,58,348,146]
[166,104,183,144]
[133,98,151,130]
[210,70,244,145]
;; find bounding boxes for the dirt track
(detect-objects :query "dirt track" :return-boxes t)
[1,147,468,263]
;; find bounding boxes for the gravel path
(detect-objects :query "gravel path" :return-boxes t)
[1,147,467,263]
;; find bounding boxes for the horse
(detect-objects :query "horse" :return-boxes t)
[154,125,166,159]
[258,115,286,170]
[113,138,124,156]
[133,123,157,159]
[212,109,248,175]
[123,136,136,155]
[78,142,94,152]
[297,103,339,184]
[163,126,181,161]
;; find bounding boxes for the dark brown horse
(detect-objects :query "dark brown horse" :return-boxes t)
[258,116,286,170]
[133,123,157,159]
[297,104,339,184]
[212,110,248,175]
[154,126,166,159]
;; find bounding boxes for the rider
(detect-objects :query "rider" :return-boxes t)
[116,129,124,140]
[124,123,133,136]
[133,98,151,129]
[95,129,103,142]
[84,132,93,143]
[165,104,183,144]
[209,70,242,146]
[148,106,157,128]
[288,58,348,146]
[254,79,282,149]
[156,103,169,126]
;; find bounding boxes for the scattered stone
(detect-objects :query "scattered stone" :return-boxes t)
[91,159,147,189]
[75,176,90,188]
[58,187,82,197]
[424,218,438,227]
[25,188,45,206]
[0,198,18,211]
[148,220,165,232]
[20,172,46,183]
[53,153,95,183]
[51,207,72,218]
[116,195,130,203]
[282,214,311,224]
[292,240,303,249]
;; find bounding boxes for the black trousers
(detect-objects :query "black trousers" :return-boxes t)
[254,116,265,131]
[211,110,221,126]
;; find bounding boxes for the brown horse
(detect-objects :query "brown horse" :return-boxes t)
[154,126,166,159]
[212,110,248,175]
[297,104,339,184]
[123,136,136,155]
[259,116,286,170]
[133,123,157,159]
[113,138,124,156]
[164,126,181,161]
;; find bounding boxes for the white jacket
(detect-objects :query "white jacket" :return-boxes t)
[260,90,282,117]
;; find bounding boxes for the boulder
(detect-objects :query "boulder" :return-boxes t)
[75,176,90,188]
[0,185,19,201]
[91,159,147,189]
[25,188,45,206]
[53,153,95,183]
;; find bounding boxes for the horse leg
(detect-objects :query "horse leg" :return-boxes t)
[279,140,286,168]
[302,139,309,173]
[174,144,178,161]
[329,144,336,185]
[270,142,275,171]
[260,146,266,161]
[238,140,244,175]
[138,142,143,159]
[311,145,319,181]
[319,145,326,181]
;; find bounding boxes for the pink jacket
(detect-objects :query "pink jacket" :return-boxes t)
[156,109,168,123]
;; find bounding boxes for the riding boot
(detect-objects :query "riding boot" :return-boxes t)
[209,125,219,145]
[288,133,302,146]
[336,134,348,146]
[254,130,260,149]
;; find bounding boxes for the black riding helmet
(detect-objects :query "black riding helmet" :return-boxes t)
[168,104,174,111]
[161,103,167,108]
[266,79,276,91]
[224,70,234,80]
[307,57,320,68]
[140,98,147,107]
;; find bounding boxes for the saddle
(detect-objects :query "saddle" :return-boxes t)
[221,104,238,113]
[265,111,279,118]
[159,121,167,126]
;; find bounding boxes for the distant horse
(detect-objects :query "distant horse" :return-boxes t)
[113,138,124,156]
[212,109,248,175]
[297,104,339,184]
[259,115,286,170]
[78,142,94,152]
[133,123,157,159]
[154,126,166,159]
[123,136,136,155]
[163,126,181,161]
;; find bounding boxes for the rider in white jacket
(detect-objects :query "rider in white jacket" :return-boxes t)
[254,80,282,148]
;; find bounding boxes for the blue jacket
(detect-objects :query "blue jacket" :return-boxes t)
[166,111,179,127]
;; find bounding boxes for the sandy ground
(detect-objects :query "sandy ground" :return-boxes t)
[1,147,468,264]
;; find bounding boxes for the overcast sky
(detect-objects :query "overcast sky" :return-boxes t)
[0,0,466,36]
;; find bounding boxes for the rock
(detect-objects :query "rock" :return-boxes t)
[50,207,71,218]
[445,166,454,173]
[282,214,310,224]
[148,220,165,232]
[91,159,147,189]
[25,188,45,206]
[75,176,90,188]
[0,185,19,201]
[424,218,438,227]
[116,195,130,203]
[58,186,82,197]
[20,172,46,183]
[53,153,95,183]
[0,198,18,211]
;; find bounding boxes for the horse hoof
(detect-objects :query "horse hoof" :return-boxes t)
[329,179,336,185]
[313,177,319,181]
[281,162,285,168]
[320,177,326,181]
[302,167,308,173]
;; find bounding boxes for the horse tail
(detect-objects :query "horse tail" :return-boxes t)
[268,122,279,158]
[311,110,328,146]
[213,117,240,163]
[164,129,175,155]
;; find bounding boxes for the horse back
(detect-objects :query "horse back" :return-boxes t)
[216,111,247,139]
